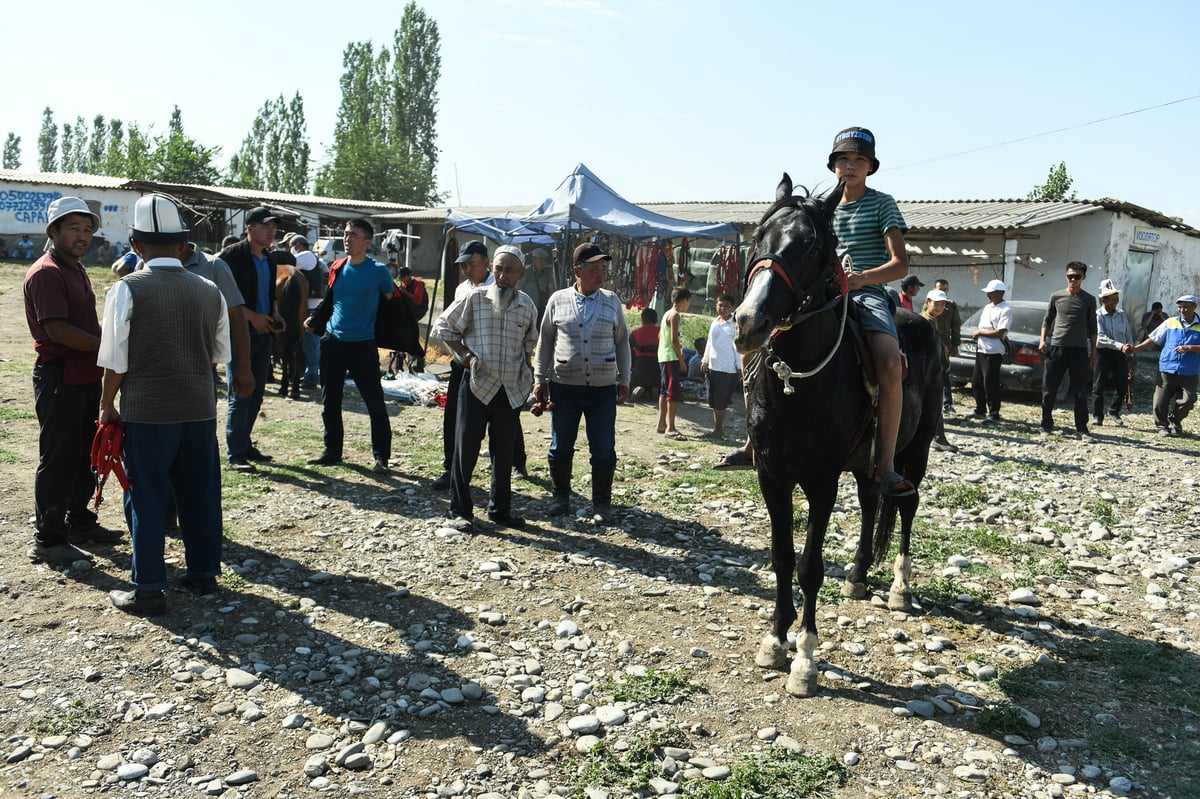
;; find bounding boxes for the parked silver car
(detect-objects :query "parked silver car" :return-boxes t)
[948,300,1049,395]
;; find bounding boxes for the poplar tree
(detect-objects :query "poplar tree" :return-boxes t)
[155,106,220,184]
[89,115,107,174]
[104,119,126,177]
[2,134,20,169]
[37,108,57,172]
[229,92,311,193]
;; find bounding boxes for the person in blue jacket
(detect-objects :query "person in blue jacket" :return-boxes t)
[1132,294,1200,436]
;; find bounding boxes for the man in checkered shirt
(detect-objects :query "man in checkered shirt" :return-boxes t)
[431,245,538,529]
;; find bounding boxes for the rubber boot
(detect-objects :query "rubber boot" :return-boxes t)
[548,461,572,516]
[591,464,615,523]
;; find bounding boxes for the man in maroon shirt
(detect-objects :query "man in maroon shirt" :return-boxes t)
[24,197,121,565]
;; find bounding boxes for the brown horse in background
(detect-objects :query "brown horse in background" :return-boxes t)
[271,254,309,399]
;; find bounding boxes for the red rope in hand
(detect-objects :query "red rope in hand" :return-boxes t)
[90,421,129,510]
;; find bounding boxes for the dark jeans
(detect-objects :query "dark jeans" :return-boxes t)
[451,387,519,518]
[548,382,618,470]
[32,361,100,544]
[122,419,222,590]
[1042,345,1091,432]
[226,333,272,461]
[1154,372,1198,430]
[1092,349,1128,420]
[319,336,392,461]
[971,353,1003,417]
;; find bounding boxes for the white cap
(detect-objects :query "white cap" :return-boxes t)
[44,196,100,238]
[493,244,525,265]
[926,289,948,303]
[1177,294,1198,305]
[130,193,189,244]
[983,279,1007,293]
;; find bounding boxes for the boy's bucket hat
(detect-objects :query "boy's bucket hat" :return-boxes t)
[827,127,879,174]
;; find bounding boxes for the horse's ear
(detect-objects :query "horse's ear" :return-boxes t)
[776,173,794,202]
[822,182,845,218]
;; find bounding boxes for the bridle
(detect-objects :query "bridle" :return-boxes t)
[743,195,850,393]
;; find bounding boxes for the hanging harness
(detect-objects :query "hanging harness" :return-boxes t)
[90,421,129,510]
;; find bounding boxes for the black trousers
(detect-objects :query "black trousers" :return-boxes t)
[442,361,525,473]
[1092,348,1128,420]
[451,387,519,518]
[971,353,1003,416]
[33,361,100,544]
[1042,345,1091,432]
[318,337,391,461]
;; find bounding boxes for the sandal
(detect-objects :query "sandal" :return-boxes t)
[714,449,754,471]
[877,469,916,497]
[664,431,687,441]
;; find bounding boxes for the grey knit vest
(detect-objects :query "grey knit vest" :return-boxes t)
[122,267,223,423]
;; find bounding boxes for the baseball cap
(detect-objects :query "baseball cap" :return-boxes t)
[827,127,880,175]
[493,244,525,264]
[245,207,279,226]
[455,240,488,264]
[45,196,100,238]
[129,193,189,244]
[900,275,924,289]
[573,243,611,264]
[289,235,309,248]
[983,279,1007,293]
[926,289,948,303]
[1177,294,1198,305]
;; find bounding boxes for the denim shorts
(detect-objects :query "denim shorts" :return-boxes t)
[851,288,898,339]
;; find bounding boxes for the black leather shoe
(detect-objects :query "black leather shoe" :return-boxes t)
[109,589,166,616]
[372,459,390,475]
[178,573,220,596]
[307,452,342,466]
[246,446,273,462]
[431,471,451,490]
[228,458,257,473]
[487,510,526,529]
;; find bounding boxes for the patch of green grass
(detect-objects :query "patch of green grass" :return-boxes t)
[934,484,989,509]
[600,667,700,705]
[913,577,987,607]
[0,406,36,421]
[220,470,271,505]
[683,749,846,799]
[219,571,247,591]
[28,699,104,735]
[818,581,843,606]
[1085,720,1152,760]
[0,448,18,463]
[976,700,1032,737]
[1085,499,1119,526]
[565,726,688,799]
[991,662,1060,701]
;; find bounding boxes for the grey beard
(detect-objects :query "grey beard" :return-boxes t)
[487,283,517,311]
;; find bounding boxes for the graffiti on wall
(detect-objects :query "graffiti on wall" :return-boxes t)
[0,190,63,226]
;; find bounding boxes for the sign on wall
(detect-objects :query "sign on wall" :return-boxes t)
[1,189,62,229]
[1133,226,1162,250]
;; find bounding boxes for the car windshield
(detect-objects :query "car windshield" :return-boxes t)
[964,304,1045,337]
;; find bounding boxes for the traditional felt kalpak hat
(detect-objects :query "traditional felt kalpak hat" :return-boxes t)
[130,194,189,244]
[827,127,879,174]
[1097,278,1120,299]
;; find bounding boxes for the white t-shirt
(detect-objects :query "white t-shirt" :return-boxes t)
[977,301,1012,356]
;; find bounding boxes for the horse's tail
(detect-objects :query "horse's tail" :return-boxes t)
[872,493,898,566]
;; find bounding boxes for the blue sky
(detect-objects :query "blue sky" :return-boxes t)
[6,0,1198,226]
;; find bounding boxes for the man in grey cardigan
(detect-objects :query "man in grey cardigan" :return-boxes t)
[533,243,631,523]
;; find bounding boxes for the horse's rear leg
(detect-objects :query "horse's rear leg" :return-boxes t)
[787,484,836,697]
[755,476,796,672]
[842,474,877,599]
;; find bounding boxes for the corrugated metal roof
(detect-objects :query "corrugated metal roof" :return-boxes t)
[0,169,132,190]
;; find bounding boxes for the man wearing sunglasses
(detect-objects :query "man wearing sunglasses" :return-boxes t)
[1039,261,1099,437]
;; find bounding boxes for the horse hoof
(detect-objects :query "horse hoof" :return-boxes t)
[755,637,789,670]
[785,673,819,697]
[888,593,913,613]
[841,581,868,600]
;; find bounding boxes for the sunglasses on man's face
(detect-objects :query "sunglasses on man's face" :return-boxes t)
[1066,274,1083,281]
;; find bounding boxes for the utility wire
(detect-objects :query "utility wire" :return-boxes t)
[889,95,1200,171]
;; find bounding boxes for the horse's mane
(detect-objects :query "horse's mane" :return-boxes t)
[756,185,835,246]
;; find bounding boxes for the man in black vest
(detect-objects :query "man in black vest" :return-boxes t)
[219,207,286,472]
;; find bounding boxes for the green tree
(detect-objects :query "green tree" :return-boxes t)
[70,116,88,173]
[60,122,74,173]
[37,107,57,172]
[124,122,156,181]
[2,133,20,169]
[154,106,220,184]
[280,93,311,194]
[318,2,442,204]
[104,119,126,177]
[1028,161,1077,201]
[229,92,311,193]
[88,115,107,174]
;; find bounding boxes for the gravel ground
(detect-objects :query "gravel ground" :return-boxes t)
[1,263,1197,799]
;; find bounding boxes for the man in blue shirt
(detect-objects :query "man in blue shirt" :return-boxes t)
[1132,294,1200,436]
[305,219,396,473]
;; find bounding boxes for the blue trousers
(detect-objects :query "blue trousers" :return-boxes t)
[302,332,321,384]
[547,382,618,470]
[225,333,272,461]
[122,419,223,590]
[319,336,391,461]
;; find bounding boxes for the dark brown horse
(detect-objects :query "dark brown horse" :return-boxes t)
[734,175,941,696]
[271,253,309,399]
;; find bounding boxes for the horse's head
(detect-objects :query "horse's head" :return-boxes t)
[734,174,843,352]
